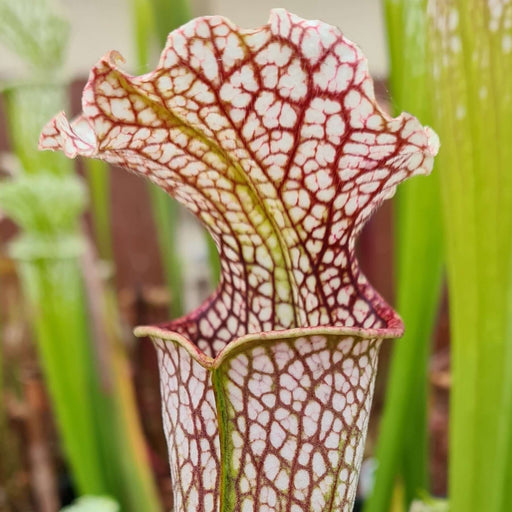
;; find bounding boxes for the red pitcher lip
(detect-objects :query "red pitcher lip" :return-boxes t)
[134,312,404,369]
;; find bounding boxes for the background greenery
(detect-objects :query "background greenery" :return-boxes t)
[1,1,511,511]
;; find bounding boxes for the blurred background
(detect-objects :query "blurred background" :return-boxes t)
[1,1,511,512]
[0,1,389,78]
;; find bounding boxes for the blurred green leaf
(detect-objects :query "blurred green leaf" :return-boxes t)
[131,0,195,318]
[84,159,114,262]
[3,85,72,175]
[365,1,443,510]
[0,173,86,236]
[427,1,512,511]
[0,0,69,72]
[131,0,156,73]
[150,0,191,46]
[15,250,108,495]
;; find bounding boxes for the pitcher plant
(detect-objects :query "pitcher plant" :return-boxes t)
[39,9,438,511]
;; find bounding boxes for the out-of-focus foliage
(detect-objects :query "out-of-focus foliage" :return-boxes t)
[370,1,512,511]
[428,1,512,511]
[0,0,68,72]
[365,1,444,508]
[0,0,161,509]
[60,496,120,512]
[0,174,86,239]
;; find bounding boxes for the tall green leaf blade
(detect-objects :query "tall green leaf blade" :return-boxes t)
[131,0,194,318]
[131,0,156,73]
[365,1,444,511]
[498,247,512,511]
[11,242,108,494]
[84,159,114,262]
[151,0,190,47]
[427,1,512,510]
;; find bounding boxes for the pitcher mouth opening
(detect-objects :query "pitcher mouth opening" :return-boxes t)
[133,286,404,368]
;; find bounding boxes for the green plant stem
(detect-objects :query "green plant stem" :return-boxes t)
[206,231,221,285]
[131,0,155,73]
[4,84,72,176]
[395,174,443,504]
[80,239,161,511]
[367,176,443,512]
[148,185,184,317]
[84,159,114,262]
[365,2,443,511]
[494,240,512,512]
[427,2,512,511]
[131,0,196,318]
[150,0,191,46]
[15,247,107,494]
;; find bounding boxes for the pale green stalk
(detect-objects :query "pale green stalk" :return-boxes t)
[131,0,188,317]
[364,2,443,510]
[16,249,107,494]
[80,240,161,511]
[84,159,114,262]
[150,0,191,45]
[427,1,512,511]
[3,84,71,176]
[494,237,512,511]
[131,0,155,73]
